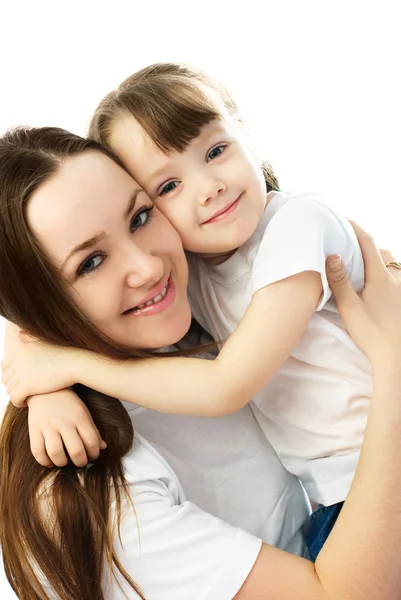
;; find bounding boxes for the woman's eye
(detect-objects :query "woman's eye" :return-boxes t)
[159,181,179,196]
[207,145,226,162]
[78,253,104,276]
[130,206,154,231]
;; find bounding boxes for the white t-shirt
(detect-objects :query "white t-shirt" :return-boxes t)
[109,411,310,599]
[0,318,310,598]
[104,433,262,599]
[1,419,308,599]
[187,191,370,506]
[128,402,309,549]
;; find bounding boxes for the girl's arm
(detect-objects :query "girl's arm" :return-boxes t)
[74,270,322,415]
[2,321,107,467]
[3,270,321,415]
[234,225,401,599]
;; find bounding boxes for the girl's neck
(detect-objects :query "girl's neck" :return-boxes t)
[199,248,238,266]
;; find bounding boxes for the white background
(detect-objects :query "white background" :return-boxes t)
[0,1,400,595]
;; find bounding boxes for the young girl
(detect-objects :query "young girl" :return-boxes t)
[3,63,394,560]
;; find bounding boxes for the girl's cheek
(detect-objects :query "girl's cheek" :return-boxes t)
[156,209,183,241]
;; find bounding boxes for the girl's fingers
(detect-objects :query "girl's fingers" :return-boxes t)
[44,431,70,468]
[77,423,104,462]
[30,430,54,468]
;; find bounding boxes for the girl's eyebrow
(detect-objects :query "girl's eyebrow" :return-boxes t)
[143,165,171,188]
[142,124,228,188]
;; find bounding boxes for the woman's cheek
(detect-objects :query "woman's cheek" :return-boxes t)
[72,276,115,324]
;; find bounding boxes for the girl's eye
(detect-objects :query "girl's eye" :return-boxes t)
[130,206,154,231]
[77,253,104,277]
[207,144,226,162]
[159,181,179,196]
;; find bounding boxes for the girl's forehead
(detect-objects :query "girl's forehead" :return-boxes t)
[110,114,234,175]
[110,115,173,180]
[111,114,154,154]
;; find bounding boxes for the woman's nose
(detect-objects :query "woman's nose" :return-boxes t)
[124,245,164,289]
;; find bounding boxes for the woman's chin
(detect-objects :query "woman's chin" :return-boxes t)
[136,305,193,350]
[160,307,193,347]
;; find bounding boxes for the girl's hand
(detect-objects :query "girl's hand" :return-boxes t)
[27,389,107,468]
[326,221,401,368]
[1,333,80,407]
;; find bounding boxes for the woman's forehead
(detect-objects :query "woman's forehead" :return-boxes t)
[26,152,137,256]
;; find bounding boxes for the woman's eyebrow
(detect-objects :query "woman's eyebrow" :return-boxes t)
[123,188,142,219]
[61,189,142,271]
[61,231,107,270]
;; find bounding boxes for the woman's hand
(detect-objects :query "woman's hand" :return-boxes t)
[326,221,401,369]
[1,332,81,407]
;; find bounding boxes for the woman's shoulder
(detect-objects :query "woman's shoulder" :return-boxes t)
[111,432,262,600]
[121,432,185,503]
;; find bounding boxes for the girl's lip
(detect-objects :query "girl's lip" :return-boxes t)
[123,276,176,317]
[201,194,242,225]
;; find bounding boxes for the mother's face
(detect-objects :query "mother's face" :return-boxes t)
[26,151,192,349]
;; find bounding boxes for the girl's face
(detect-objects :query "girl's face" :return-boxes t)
[110,115,267,264]
[27,151,191,349]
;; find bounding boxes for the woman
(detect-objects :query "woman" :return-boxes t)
[1,126,401,599]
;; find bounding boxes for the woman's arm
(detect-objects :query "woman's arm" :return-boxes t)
[3,270,322,415]
[234,224,401,599]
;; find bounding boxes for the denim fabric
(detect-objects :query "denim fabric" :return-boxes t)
[307,501,344,561]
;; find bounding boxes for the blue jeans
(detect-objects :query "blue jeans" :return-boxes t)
[307,502,344,562]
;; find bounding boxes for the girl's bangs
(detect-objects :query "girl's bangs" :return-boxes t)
[118,80,222,154]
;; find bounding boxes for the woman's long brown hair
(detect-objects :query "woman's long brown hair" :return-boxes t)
[88,62,280,194]
[0,127,148,599]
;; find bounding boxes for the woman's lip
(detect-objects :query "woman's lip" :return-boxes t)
[201,195,242,225]
[130,275,170,310]
[123,276,176,317]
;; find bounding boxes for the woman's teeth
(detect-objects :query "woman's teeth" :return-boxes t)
[135,282,168,310]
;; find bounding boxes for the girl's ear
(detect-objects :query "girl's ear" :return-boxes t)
[19,330,36,343]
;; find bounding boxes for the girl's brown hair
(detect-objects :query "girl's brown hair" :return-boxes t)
[89,62,280,192]
[0,127,147,599]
